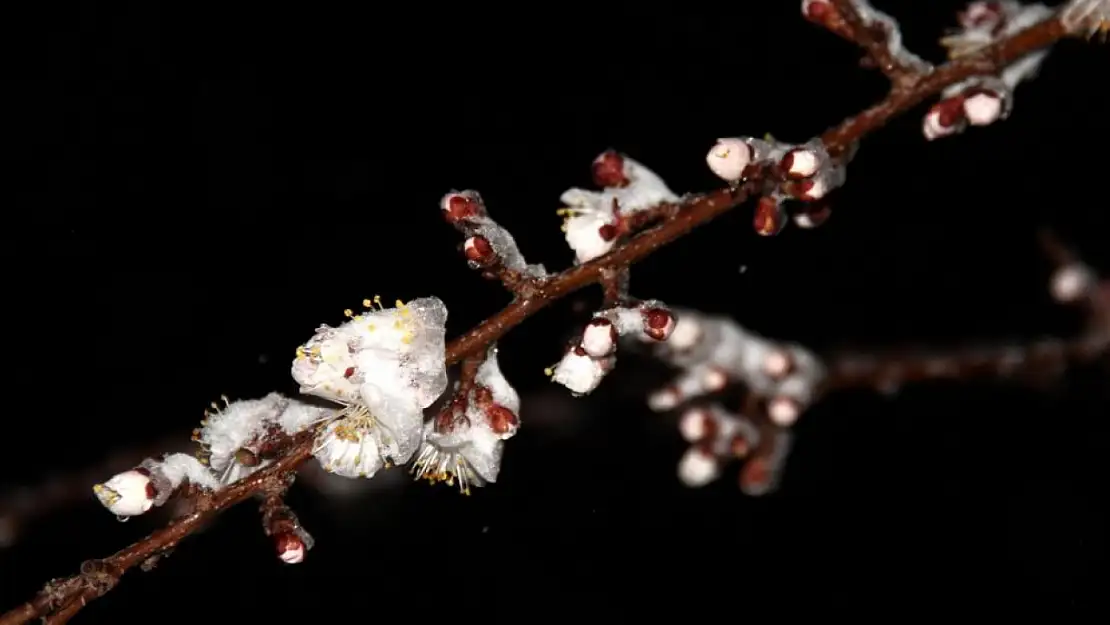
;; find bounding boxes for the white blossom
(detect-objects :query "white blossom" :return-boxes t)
[413,348,521,493]
[292,296,449,478]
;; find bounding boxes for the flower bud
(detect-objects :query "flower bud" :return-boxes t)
[93,469,156,517]
[275,531,305,564]
[754,196,787,236]
[923,97,967,140]
[677,447,719,487]
[591,150,629,188]
[464,235,495,266]
[582,318,618,358]
[768,396,802,427]
[641,307,675,341]
[441,192,481,223]
[781,148,820,179]
[678,407,716,442]
[963,91,1003,126]
[706,138,752,182]
[802,0,835,23]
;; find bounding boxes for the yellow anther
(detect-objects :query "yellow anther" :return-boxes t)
[543,367,554,376]
[363,298,373,308]
[394,320,402,329]
[367,324,376,331]
[343,309,353,317]
[394,299,404,308]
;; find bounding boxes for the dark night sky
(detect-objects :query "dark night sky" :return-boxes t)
[3,1,1110,620]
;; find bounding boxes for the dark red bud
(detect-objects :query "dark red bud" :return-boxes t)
[443,193,481,223]
[486,404,519,435]
[464,236,495,265]
[591,150,629,188]
[754,197,787,236]
[598,223,619,241]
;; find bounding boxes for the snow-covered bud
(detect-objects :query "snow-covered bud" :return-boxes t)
[678,447,719,487]
[464,235,496,266]
[795,177,830,202]
[93,469,156,517]
[1051,263,1096,303]
[679,407,715,442]
[701,366,729,392]
[641,307,675,341]
[582,318,618,358]
[563,209,619,263]
[780,148,821,179]
[962,90,1004,126]
[666,315,703,351]
[768,396,802,427]
[706,138,752,182]
[763,349,794,379]
[275,532,306,564]
[592,150,630,188]
[923,97,967,140]
[441,191,482,223]
[648,386,681,411]
[802,0,835,23]
[550,346,611,395]
[793,203,832,229]
[754,196,787,236]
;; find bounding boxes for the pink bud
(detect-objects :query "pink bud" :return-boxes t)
[768,396,801,427]
[706,138,752,182]
[763,350,794,379]
[582,318,618,358]
[963,91,1003,126]
[678,407,715,442]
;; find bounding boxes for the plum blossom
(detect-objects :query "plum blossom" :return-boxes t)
[292,296,449,478]
[412,347,521,493]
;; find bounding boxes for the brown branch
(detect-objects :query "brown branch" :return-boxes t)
[0,10,1075,625]
[826,0,916,81]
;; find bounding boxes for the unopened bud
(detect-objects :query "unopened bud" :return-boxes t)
[781,148,820,179]
[768,396,802,427]
[582,318,618,358]
[923,97,966,140]
[642,308,675,341]
[464,235,495,266]
[441,192,481,223]
[591,150,629,188]
[275,532,305,564]
[93,469,156,517]
[963,91,1003,126]
[754,196,787,235]
[706,138,752,182]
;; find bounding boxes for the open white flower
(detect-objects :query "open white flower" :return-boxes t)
[292,296,449,478]
[413,348,521,493]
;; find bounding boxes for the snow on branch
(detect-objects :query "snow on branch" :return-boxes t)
[2,3,1101,623]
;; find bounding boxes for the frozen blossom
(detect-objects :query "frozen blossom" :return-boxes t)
[93,453,219,517]
[559,151,679,263]
[412,347,521,493]
[292,296,449,479]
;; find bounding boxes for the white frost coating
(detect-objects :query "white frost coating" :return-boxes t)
[156,453,221,491]
[293,297,450,478]
[1062,0,1110,36]
[475,346,520,414]
[551,350,611,396]
[474,219,548,278]
[196,393,287,484]
[706,138,752,182]
[93,470,154,517]
[677,448,719,487]
[561,155,678,263]
[563,209,616,263]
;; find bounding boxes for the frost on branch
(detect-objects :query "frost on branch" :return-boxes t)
[801,0,931,73]
[441,190,547,286]
[412,346,521,494]
[292,296,449,478]
[549,301,675,395]
[926,2,1055,140]
[643,308,824,428]
[193,393,334,485]
[1062,0,1110,38]
[558,150,679,263]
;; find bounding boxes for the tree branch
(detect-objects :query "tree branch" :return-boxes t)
[0,8,1075,625]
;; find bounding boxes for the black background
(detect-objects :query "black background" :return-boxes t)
[4,1,1110,620]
